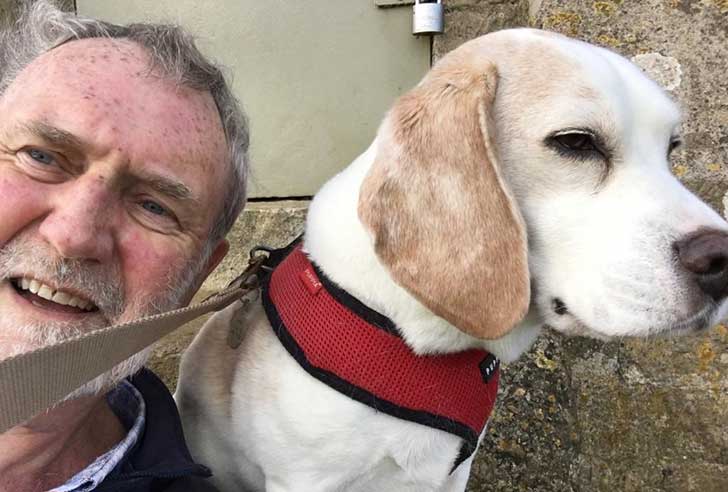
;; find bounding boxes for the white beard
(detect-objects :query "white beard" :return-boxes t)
[0,234,203,400]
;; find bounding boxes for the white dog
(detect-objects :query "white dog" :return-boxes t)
[176,29,728,492]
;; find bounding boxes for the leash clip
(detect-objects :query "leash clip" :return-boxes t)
[249,245,276,273]
[202,246,274,304]
[225,252,268,292]
[225,243,278,291]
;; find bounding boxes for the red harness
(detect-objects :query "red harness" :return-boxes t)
[261,242,500,471]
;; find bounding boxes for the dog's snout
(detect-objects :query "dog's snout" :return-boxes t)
[675,229,728,301]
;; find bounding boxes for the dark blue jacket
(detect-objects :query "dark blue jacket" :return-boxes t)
[95,369,219,492]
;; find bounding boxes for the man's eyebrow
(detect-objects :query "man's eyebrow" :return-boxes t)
[18,120,87,150]
[134,171,200,205]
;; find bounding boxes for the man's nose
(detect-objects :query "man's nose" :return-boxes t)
[675,229,728,302]
[38,176,115,263]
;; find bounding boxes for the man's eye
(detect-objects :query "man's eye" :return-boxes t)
[141,200,168,216]
[28,148,56,165]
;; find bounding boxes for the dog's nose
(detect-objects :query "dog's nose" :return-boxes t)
[675,229,728,301]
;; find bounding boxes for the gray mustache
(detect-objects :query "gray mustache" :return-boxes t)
[0,237,125,320]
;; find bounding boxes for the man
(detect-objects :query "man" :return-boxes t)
[0,1,249,491]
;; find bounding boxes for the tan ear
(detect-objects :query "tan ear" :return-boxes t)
[358,61,529,340]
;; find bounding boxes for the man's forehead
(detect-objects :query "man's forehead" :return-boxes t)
[3,36,226,162]
[51,37,145,63]
[0,36,229,221]
[21,37,148,80]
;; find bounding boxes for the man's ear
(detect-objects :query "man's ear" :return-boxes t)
[358,57,530,340]
[203,239,230,280]
[185,239,230,305]
[180,240,230,306]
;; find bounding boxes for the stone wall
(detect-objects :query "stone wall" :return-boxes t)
[431,2,728,491]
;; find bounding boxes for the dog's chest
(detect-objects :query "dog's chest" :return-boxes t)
[260,242,501,471]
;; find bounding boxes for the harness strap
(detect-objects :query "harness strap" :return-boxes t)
[261,243,499,473]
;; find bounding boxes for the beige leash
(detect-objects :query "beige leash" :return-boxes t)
[0,254,267,434]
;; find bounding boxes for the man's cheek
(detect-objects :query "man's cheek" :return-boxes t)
[120,238,188,298]
[0,177,48,248]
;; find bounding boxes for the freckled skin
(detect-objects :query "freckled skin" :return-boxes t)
[0,38,230,332]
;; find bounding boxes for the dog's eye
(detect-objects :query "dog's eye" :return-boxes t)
[551,131,598,153]
[668,138,682,156]
[547,129,606,160]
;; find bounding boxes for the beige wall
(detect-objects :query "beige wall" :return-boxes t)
[77,0,430,198]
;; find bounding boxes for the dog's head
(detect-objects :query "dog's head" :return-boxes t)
[359,28,728,341]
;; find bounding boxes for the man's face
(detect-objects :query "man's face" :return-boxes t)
[0,38,229,361]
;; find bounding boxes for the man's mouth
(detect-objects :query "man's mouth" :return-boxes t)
[9,277,98,314]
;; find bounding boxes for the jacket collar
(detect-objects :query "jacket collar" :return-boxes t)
[99,368,211,488]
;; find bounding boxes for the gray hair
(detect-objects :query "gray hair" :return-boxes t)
[0,0,249,245]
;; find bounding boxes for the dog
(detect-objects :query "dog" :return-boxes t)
[175,28,728,492]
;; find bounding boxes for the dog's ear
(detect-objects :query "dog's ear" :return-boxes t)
[358,61,529,340]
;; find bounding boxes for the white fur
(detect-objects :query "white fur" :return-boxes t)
[176,29,728,492]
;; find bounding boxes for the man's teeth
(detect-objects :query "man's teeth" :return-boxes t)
[18,277,93,311]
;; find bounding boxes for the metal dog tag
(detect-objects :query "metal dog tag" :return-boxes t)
[413,0,444,35]
[226,291,259,349]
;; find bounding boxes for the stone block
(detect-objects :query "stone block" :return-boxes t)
[201,200,309,294]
